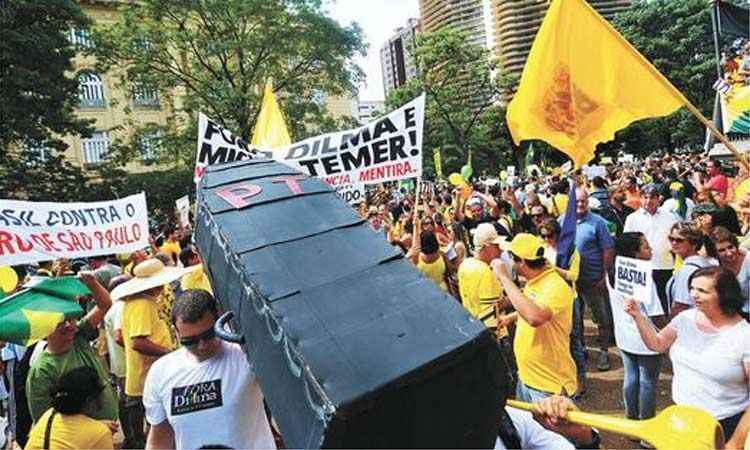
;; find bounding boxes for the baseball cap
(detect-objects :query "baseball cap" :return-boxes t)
[473,223,506,249]
[502,233,546,261]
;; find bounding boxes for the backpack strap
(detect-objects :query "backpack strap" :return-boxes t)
[43,411,57,450]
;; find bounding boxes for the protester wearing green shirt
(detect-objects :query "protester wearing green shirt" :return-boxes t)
[25,272,118,422]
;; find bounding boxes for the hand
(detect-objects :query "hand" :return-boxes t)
[491,259,510,280]
[532,395,592,442]
[623,297,642,318]
[78,271,98,289]
[497,313,516,329]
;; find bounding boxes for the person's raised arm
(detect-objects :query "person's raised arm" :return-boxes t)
[492,260,552,327]
[623,298,677,353]
[79,271,112,329]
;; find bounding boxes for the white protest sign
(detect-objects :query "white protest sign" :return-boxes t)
[583,165,606,180]
[335,184,366,205]
[0,193,149,265]
[614,256,653,300]
[194,94,425,201]
[507,166,516,177]
[175,195,190,228]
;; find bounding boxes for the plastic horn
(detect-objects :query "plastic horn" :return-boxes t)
[506,400,724,450]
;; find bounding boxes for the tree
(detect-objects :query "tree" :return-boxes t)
[91,0,367,165]
[609,0,720,156]
[0,0,93,153]
[385,27,514,178]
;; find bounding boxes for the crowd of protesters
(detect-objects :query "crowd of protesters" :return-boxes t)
[0,151,749,449]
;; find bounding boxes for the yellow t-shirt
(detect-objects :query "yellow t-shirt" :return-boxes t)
[25,409,113,450]
[159,240,182,265]
[514,267,577,395]
[417,255,448,291]
[122,297,174,396]
[457,258,502,319]
[180,264,214,294]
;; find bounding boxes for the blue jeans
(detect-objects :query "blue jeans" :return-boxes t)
[620,350,661,420]
[516,381,554,403]
[570,296,586,380]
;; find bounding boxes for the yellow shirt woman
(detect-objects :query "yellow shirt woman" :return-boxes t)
[417,255,448,291]
[25,408,113,450]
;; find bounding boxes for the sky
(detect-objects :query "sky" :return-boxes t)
[325,0,420,102]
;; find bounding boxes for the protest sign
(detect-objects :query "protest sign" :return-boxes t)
[0,193,149,266]
[335,184,366,205]
[195,94,426,202]
[507,166,516,177]
[176,195,190,228]
[583,165,607,180]
[614,256,653,300]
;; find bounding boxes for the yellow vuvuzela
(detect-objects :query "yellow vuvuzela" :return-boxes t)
[506,0,685,169]
[507,400,724,450]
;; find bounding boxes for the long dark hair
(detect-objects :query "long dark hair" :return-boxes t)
[609,232,646,285]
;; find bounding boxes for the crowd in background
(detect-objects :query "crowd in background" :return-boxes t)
[1,151,749,449]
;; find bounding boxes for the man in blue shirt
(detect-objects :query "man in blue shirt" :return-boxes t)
[573,188,615,372]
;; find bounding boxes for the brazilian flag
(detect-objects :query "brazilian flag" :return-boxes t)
[721,84,750,134]
[0,277,88,345]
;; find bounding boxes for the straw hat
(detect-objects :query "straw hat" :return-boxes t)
[110,259,199,300]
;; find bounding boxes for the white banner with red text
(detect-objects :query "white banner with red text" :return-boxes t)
[0,193,149,265]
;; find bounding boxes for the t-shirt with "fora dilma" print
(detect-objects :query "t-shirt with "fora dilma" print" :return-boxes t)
[143,340,276,450]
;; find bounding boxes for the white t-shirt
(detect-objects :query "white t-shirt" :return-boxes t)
[493,407,574,450]
[737,252,750,314]
[143,341,276,450]
[103,301,126,378]
[668,309,750,419]
[623,208,679,270]
[607,277,664,355]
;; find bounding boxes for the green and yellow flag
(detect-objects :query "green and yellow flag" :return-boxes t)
[507,0,685,168]
[251,81,292,150]
[0,277,87,345]
[721,84,750,134]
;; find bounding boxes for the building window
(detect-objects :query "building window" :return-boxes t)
[69,27,95,49]
[77,73,106,108]
[137,132,161,161]
[81,131,110,164]
[24,141,49,164]
[132,83,160,107]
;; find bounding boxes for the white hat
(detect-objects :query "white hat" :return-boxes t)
[110,259,199,300]
[472,223,506,249]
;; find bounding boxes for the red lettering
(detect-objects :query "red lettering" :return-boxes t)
[272,175,307,195]
[215,183,263,209]
[0,231,34,255]
[40,233,61,252]
[132,224,141,241]
[57,232,75,251]
[93,231,104,248]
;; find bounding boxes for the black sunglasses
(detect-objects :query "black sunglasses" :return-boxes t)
[179,327,216,347]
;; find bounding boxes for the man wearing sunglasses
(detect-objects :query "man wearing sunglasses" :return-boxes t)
[143,290,275,450]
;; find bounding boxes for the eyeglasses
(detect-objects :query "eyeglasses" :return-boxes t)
[531,213,544,218]
[179,327,216,348]
[668,236,686,243]
[422,221,433,226]
[540,233,554,239]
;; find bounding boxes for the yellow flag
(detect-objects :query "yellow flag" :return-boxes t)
[506,0,685,168]
[433,148,442,178]
[251,81,292,150]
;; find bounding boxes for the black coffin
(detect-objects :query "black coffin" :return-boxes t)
[195,159,509,448]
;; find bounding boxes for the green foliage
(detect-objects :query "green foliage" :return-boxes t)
[0,152,94,202]
[0,0,94,153]
[385,27,514,178]
[91,0,367,164]
[609,0,718,156]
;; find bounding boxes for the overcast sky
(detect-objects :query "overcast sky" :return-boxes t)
[325,0,420,102]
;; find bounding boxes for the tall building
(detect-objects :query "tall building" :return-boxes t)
[354,101,385,124]
[419,0,489,48]
[489,0,632,79]
[380,18,421,99]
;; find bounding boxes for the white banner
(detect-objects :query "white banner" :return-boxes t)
[175,195,190,228]
[194,94,425,200]
[614,256,653,301]
[0,193,149,266]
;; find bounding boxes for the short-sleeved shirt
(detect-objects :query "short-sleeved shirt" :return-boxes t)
[514,268,577,395]
[25,320,118,422]
[624,208,679,270]
[458,258,502,319]
[666,255,718,309]
[122,297,174,396]
[706,174,729,195]
[573,212,615,282]
[103,301,126,378]
[493,407,575,450]
[160,240,182,265]
[143,342,276,450]
[25,408,113,450]
[668,309,750,419]
[180,264,214,294]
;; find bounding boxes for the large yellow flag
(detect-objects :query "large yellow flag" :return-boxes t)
[251,82,292,150]
[507,0,685,168]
